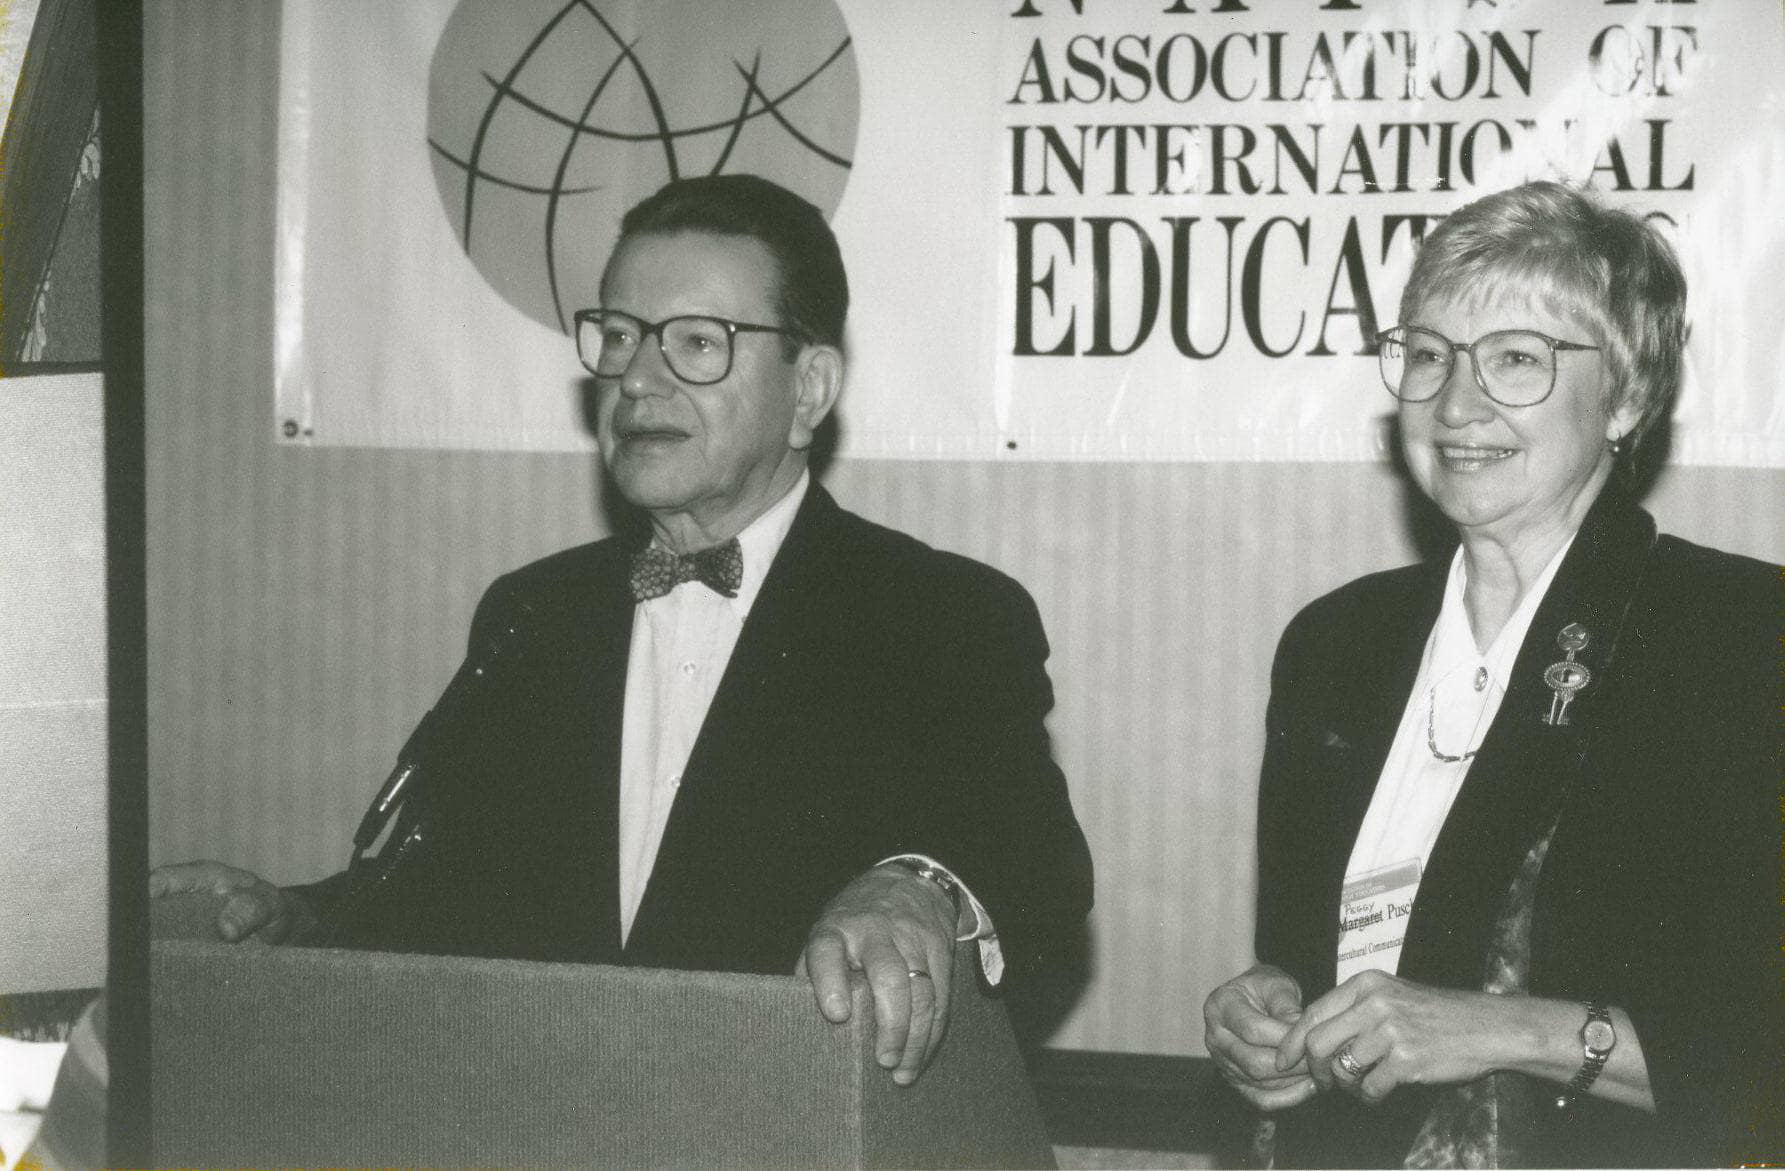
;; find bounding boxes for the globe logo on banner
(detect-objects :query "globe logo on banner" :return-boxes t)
[427,0,858,335]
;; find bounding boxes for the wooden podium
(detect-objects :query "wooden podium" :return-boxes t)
[150,898,1055,1168]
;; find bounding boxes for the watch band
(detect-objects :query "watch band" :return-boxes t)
[1555,1001,1615,1111]
[881,856,962,914]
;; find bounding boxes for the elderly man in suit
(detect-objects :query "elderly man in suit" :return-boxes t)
[152,173,1092,1085]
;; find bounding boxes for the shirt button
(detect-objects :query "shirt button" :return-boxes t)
[1473,666,1489,692]
[668,772,682,789]
[680,661,697,677]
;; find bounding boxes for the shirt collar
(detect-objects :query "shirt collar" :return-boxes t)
[639,472,808,617]
[728,469,809,617]
[1428,531,1578,692]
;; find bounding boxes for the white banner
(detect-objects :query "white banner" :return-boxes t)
[275,0,1785,465]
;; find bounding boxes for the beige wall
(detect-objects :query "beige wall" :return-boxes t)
[144,1,1785,1055]
[2,374,107,994]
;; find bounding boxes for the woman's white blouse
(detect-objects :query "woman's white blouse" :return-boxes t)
[1334,533,1576,983]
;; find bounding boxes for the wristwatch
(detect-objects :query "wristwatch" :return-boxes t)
[1555,1001,1615,1111]
[880,856,962,915]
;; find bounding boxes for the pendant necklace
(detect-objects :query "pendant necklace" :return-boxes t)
[1426,677,1489,763]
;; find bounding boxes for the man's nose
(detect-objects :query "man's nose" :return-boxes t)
[618,335,677,399]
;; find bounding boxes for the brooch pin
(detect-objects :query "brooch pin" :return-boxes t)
[1541,622,1592,726]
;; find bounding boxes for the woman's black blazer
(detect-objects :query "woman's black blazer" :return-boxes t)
[1255,487,1781,1167]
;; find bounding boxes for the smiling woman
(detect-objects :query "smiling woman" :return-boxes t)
[1203,182,1782,1168]
[1391,290,1639,598]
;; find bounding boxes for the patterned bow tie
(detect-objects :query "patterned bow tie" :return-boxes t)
[628,538,744,602]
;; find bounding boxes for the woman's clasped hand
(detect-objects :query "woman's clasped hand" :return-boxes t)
[1208,965,1530,1109]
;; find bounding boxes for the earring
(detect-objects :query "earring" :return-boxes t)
[1608,433,1624,457]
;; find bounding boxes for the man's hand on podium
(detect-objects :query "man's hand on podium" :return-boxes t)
[797,865,959,1088]
[149,861,316,943]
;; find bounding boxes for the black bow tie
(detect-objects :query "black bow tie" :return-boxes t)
[628,538,744,602]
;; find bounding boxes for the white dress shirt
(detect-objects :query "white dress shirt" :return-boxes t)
[617,472,810,940]
[1335,534,1574,983]
[615,472,997,974]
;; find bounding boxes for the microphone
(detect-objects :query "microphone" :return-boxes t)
[300,593,543,949]
[347,593,538,872]
[350,760,421,861]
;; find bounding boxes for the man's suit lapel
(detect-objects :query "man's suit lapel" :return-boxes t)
[533,546,633,960]
[1399,489,1656,988]
[624,487,841,958]
[681,487,836,785]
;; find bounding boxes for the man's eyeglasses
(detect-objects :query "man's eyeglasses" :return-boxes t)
[573,308,794,386]
[1377,325,1601,408]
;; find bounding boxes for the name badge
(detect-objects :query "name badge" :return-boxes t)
[1336,858,1422,983]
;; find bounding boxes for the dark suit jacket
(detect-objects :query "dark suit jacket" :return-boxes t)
[1255,487,1782,1167]
[319,485,1092,984]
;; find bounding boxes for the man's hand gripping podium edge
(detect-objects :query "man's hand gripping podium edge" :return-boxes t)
[150,854,986,1087]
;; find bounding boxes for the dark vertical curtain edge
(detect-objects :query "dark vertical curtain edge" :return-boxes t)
[96,0,147,1163]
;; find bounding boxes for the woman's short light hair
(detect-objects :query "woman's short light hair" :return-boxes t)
[1398,181,1686,473]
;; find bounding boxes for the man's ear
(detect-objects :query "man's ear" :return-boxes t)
[788,344,843,451]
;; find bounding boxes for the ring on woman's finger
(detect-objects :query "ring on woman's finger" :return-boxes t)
[1335,1044,1369,1080]
[907,969,932,981]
